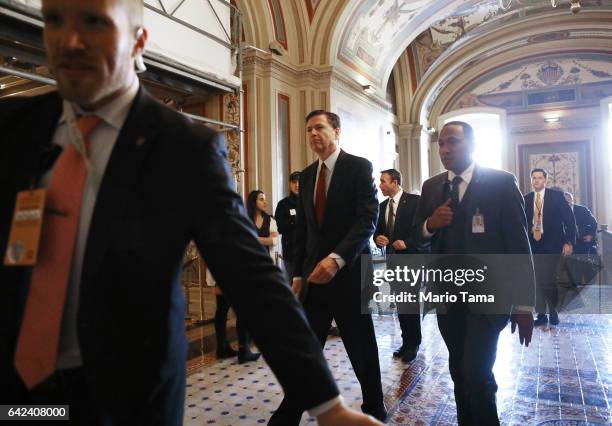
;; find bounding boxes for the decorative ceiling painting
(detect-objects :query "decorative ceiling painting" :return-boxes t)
[447,53,612,111]
[409,0,612,85]
[336,0,450,86]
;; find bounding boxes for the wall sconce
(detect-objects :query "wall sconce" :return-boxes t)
[362,84,375,94]
[544,116,560,123]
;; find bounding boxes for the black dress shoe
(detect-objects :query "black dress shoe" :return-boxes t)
[216,345,238,359]
[238,347,261,364]
[549,311,560,326]
[392,345,405,358]
[364,407,387,422]
[534,313,548,327]
[401,346,419,363]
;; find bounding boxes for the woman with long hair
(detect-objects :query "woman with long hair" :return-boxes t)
[246,190,279,259]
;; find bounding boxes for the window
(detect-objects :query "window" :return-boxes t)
[443,112,503,170]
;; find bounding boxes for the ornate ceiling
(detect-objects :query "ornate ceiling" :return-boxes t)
[332,0,612,92]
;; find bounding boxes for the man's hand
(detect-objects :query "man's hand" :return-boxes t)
[292,278,303,297]
[510,311,534,347]
[583,235,593,243]
[562,243,573,256]
[375,235,389,247]
[308,257,339,284]
[426,198,453,232]
[317,402,383,426]
[392,240,407,251]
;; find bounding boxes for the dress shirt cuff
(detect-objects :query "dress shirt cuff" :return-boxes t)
[292,277,302,282]
[329,253,345,270]
[307,395,343,417]
[422,220,435,238]
[513,305,534,313]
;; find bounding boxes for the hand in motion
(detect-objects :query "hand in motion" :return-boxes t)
[427,198,453,232]
[511,311,534,347]
[308,257,339,284]
[317,403,383,426]
[375,235,389,247]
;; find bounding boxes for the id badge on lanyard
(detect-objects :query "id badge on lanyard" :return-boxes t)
[4,103,92,266]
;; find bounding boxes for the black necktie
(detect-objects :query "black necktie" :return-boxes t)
[386,198,395,237]
[450,176,463,208]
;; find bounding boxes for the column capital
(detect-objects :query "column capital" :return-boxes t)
[398,123,422,138]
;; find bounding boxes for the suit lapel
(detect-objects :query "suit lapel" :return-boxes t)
[81,88,159,286]
[319,149,346,229]
[390,192,408,239]
[525,192,534,221]
[302,161,318,228]
[380,198,389,230]
[19,94,63,187]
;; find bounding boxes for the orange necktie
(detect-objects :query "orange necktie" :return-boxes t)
[15,116,101,389]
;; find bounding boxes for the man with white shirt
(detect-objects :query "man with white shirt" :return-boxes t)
[374,169,422,363]
[412,121,535,425]
[0,1,381,425]
[270,110,386,425]
[524,169,576,327]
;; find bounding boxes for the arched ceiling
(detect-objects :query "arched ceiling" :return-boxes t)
[330,0,612,94]
[411,6,612,124]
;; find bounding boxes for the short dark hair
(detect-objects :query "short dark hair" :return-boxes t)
[305,110,341,129]
[381,169,402,186]
[531,168,548,178]
[443,121,475,144]
[289,171,300,182]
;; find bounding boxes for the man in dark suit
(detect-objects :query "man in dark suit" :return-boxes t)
[524,169,576,327]
[270,110,386,424]
[412,121,534,425]
[0,1,382,425]
[373,169,422,363]
[564,192,598,285]
[275,171,300,287]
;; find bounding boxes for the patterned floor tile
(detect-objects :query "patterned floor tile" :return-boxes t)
[185,313,612,425]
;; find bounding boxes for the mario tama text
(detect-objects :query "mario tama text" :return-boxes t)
[371,265,494,304]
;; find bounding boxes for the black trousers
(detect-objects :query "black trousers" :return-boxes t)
[394,284,421,348]
[398,313,421,347]
[533,254,560,314]
[214,294,248,348]
[269,281,385,425]
[437,305,506,426]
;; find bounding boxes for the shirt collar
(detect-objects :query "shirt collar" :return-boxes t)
[535,187,546,196]
[59,77,140,130]
[390,187,403,204]
[448,161,475,186]
[318,146,341,172]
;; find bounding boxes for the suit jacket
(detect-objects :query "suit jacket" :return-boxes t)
[525,188,576,254]
[0,90,338,422]
[274,193,298,261]
[573,204,598,254]
[374,191,421,254]
[294,150,378,290]
[412,165,535,318]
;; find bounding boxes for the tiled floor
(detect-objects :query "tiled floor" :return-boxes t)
[184,313,612,425]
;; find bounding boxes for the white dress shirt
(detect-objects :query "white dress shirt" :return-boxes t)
[38,78,140,369]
